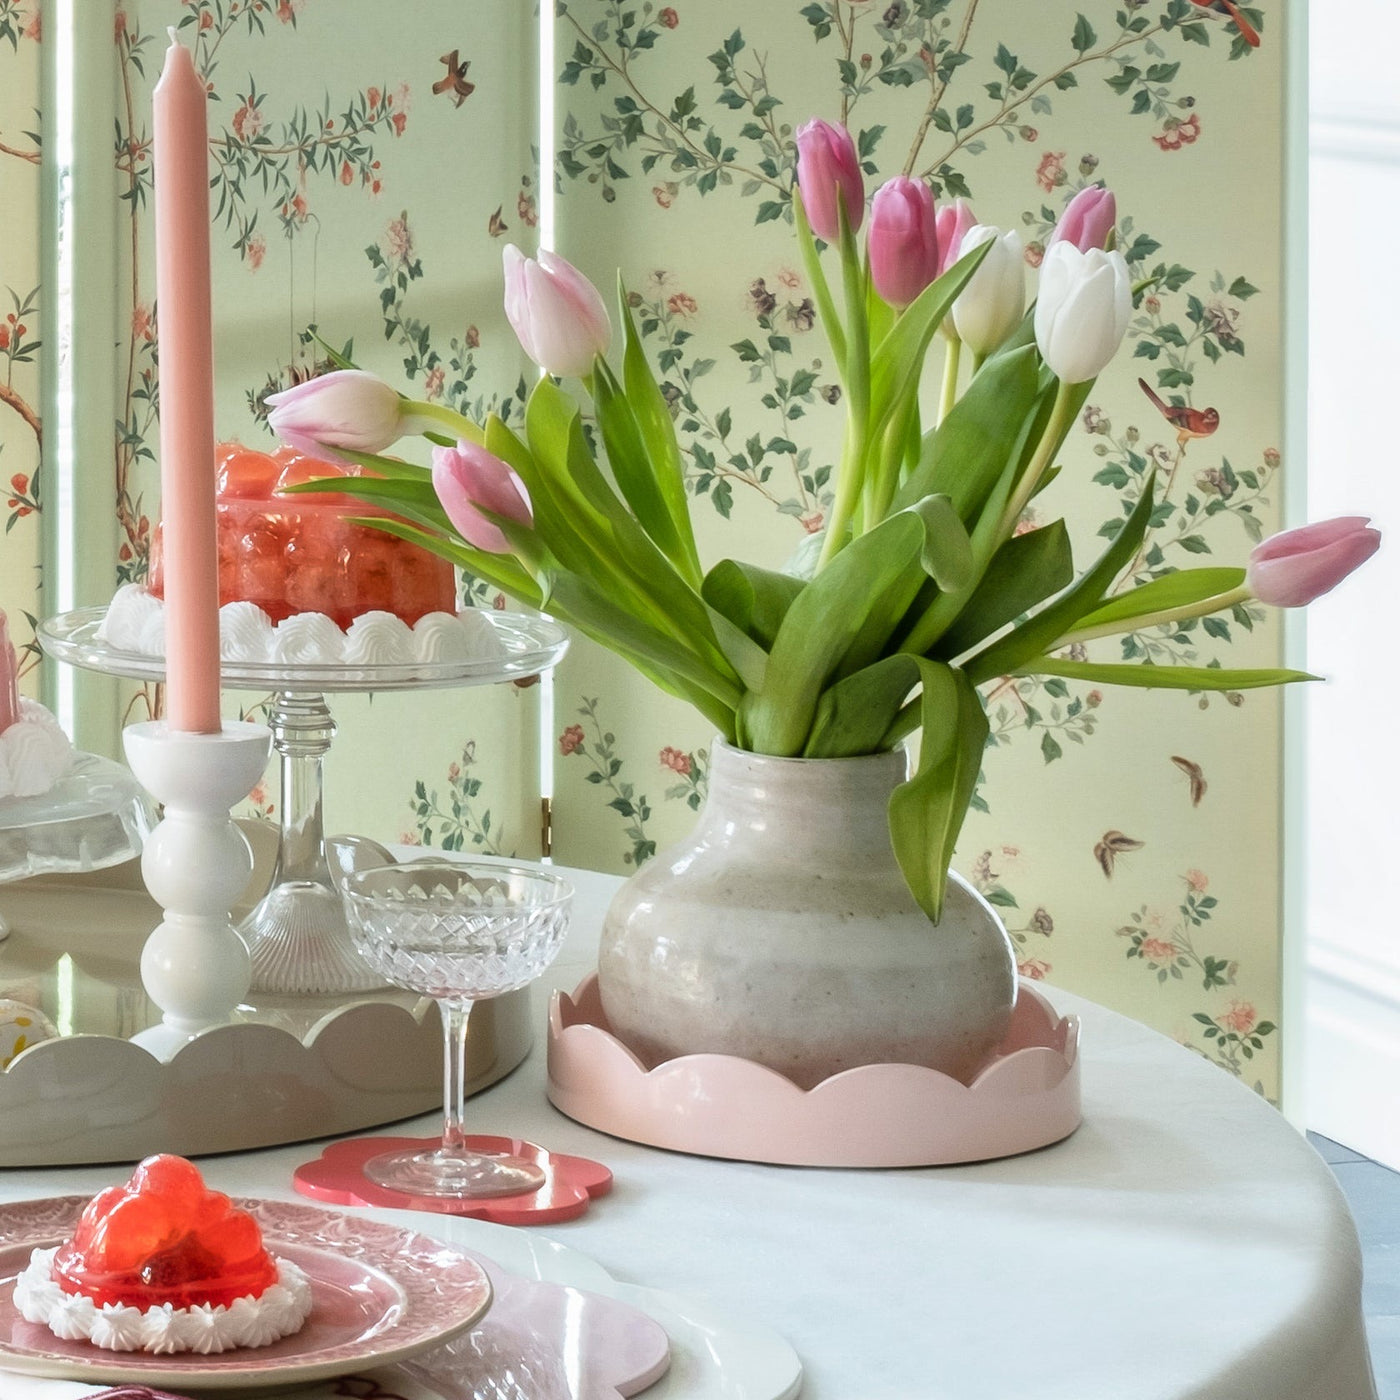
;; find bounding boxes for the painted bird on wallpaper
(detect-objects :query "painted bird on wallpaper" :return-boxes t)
[1138,379,1220,449]
[1189,0,1262,49]
[434,51,475,108]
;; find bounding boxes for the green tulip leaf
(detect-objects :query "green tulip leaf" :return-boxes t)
[894,344,1044,525]
[591,358,689,567]
[741,507,930,754]
[869,239,992,430]
[933,522,1074,660]
[804,654,920,758]
[907,493,974,593]
[887,660,989,924]
[342,515,542,606]
[281,446,431,482]
[1071,567,1246,632]
[1016,658,1320,691]
[616,286,704,585]
[701,559,806,650]
[963,470,1158,686]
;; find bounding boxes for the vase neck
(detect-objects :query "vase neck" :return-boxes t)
[700,743,909,858]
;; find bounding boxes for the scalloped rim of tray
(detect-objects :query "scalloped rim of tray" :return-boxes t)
[0,836,531,1165]
[547,974,1081,1168]
[39,606,569,692]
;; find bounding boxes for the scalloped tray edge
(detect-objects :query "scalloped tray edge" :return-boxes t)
[547,974,1081,1168]
[0,992,532,1166]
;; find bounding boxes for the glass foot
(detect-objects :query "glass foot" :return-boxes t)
[363,1145,546,1199]
[242,881,387,995]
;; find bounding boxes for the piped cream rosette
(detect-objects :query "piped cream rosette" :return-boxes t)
[13,1246,313,1353]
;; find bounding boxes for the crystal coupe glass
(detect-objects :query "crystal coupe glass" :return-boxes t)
[341,860,573,1198]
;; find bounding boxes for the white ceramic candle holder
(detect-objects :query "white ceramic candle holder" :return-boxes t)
[122,719,271,1060]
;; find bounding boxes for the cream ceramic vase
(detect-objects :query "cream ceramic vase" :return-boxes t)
[596,741,1018,1089]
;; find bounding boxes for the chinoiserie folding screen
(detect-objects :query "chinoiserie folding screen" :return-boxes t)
[7,1,1296,1099]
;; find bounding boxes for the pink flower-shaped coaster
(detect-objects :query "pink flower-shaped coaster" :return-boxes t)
[292,1135,611,1224]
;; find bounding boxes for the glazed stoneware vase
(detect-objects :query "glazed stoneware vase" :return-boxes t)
[596,741,1018,1090]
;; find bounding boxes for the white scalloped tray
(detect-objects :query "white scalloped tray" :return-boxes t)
[0,823,531,1166]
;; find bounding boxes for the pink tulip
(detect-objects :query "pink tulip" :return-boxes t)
[1050,185,1117,253]
[934,198,977,277]
[868,177,940,309]
[503,244,611,379]
[432,439,534,555]
[1247,516,1381,607]
[266,369,407,462]
[795,119,864,242]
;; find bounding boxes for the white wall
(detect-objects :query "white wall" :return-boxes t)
[1306,2,1400,1161]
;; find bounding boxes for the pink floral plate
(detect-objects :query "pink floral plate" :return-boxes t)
[0,1196,493,1390]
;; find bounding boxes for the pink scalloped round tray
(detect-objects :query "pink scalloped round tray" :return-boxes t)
[547,975,1081,1167]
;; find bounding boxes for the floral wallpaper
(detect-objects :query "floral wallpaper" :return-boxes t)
[0,2,42,697]
[46,1,1287,1095]
[547,0,1288,1096]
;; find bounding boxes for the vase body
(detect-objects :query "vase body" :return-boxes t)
[596,741,1017,1089]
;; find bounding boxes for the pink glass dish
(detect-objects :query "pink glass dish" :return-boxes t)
[547,974,1082,1168]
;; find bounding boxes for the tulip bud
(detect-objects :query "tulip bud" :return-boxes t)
[502,244,611,379]
[431,439,534,555]
[1033,242,1132,384]
[1246,516,1381,608]
[934,198,977,278]
[868,177,939,309]
[795,118,864,242]
[1050,184,1117,253]
[950,225,1025,357]
[266,370,408,462]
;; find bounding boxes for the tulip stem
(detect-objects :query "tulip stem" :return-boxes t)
[402,399,486,446]
[1055,585,1254,649]
[793,193,847,375]
[937,337,961,425]
[817,205,872,569]
[998,378,1076,539]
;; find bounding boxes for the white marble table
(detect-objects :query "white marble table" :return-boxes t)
[0,865,1378,1399]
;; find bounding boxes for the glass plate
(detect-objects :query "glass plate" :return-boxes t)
[39,606,569,693]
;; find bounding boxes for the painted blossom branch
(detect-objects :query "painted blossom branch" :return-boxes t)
[0,380,39,440]
[0,136,38,164]
[903,0,982,177]
[919,21,1167,182]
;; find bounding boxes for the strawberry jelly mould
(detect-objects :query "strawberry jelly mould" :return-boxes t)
[0,823,531,1167]
[548,974,1081,1167]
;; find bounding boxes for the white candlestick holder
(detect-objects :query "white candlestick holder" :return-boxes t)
[122,719,272,1060]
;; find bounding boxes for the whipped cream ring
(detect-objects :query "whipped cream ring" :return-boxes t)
[13,1246,313,1354]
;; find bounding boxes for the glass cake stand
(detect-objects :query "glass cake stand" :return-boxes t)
[39,606,569,996]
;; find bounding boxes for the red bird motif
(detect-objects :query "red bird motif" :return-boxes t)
[1138,379,1220,448]
[1190,0,1262,49]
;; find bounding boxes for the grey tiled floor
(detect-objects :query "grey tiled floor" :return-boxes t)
[1310,1132,1400,1397]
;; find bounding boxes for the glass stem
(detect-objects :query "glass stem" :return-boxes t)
[440,999,474,1154]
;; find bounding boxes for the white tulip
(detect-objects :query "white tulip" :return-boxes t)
[950,225,1025,357]
[1033,242,1132,384]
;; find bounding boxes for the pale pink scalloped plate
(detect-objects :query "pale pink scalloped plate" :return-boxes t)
[548,974,1082,1167]
[0,1196,492,1390]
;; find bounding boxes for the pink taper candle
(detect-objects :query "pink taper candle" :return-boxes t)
[0,610,19,735]
[153,30,222,734]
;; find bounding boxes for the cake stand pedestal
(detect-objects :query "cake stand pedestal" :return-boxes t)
[39,607,569,995]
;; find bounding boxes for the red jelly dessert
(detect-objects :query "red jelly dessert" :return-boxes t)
[51,1154,278,1312]
[149,443,454,630]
